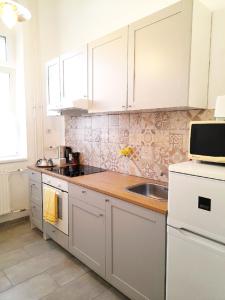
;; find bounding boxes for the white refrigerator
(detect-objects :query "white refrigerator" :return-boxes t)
[166,161,225,300]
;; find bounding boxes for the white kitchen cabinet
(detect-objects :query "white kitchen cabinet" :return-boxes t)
[69,188,106,278]
[29,170,43,232]
[127,0,211,110]
[46,58,61,115]
[106,197,166,300]
[60,47,88,108]
[46,179,167,299]
[88,27,128,113]
[46,46,88,115]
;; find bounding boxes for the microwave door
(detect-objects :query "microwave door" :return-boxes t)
[189,122,225,163]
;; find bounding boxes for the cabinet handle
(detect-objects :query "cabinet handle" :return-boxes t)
[122,105,126,108]
[32,205,36,209]
[31,183,36,187]
[81,190,87,194]
[52,230,56,233]
[105,199,109,202]
[128,105,132,108]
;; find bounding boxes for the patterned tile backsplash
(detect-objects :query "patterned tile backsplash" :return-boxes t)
[65,109,214,182]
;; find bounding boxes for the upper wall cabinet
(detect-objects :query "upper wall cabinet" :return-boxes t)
[46,57,61,115]
[60,48,88,108]
[127,0,211,110]
[88,27,128,113]
[46,46,88,116]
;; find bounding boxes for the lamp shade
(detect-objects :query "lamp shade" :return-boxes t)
[214,95,225,118]
[0,0,31,28]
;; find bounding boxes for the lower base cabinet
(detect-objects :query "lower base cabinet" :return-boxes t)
[69,197,106,278]
[106,198,166,300]
[29,171,43,232]
[68,184,166,300]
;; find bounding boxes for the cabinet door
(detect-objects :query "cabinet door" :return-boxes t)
[29,179,43,231]
[128,1,190,110]
[46,58,61,114]
[29,180,42,206]
[30,201,43,231]
[69,197,106,277]
[88,27,128,113]
[106,197,166,300]
[60,47,88,108]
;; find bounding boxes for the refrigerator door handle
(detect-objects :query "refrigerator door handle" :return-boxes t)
[173,227,225,255]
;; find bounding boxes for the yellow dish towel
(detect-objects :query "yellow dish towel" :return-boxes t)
[43,187,58,224]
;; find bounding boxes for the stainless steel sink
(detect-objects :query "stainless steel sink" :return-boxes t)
[126,183,168,201]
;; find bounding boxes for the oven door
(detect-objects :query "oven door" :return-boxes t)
[43,184,68,235]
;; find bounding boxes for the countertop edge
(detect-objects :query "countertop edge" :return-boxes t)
[28,166,168,215]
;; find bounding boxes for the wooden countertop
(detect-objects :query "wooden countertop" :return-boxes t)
[28,166,168,215]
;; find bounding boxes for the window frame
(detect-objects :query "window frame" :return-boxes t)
[0,31,27,164]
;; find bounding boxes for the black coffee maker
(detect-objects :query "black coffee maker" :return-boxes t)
[69,152,80,165]
[64,147,72,163]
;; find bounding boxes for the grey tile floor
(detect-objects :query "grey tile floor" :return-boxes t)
[0,219,128,300]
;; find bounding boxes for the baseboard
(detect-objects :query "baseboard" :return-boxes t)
[0,210,30,224]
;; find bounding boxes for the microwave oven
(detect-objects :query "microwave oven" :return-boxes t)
[188,121,225,163]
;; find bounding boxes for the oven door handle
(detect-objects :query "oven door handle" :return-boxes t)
[55,191,66,220]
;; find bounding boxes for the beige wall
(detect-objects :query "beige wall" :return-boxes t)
[37,0,179,59]
[21,0,43,162]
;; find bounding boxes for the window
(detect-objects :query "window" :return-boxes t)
[0,31,27,162]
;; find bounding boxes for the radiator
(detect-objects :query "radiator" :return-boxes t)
[0,172,11,216]
[0,169,28,216]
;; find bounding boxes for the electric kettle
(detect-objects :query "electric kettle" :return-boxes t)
[36,158,54,167]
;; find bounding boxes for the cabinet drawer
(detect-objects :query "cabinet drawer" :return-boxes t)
[30,202,43,231]
[44,222,68,250]
[29,170,41,183]
[31,216,43,231]
[30,180,42,205]
[31,201,42,220]
[69,184,106,210]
